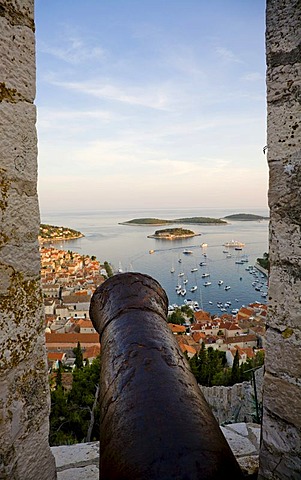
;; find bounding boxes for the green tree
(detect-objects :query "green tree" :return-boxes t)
[104,261,113,277]
[73,341,83,369]
[231,349,240,385]
[49,356,101,446]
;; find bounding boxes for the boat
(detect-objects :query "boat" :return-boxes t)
[190,286,198,292]
[178,272,185,277]
[180,288,187,296]
[218,280,224,285]
[170,266,175,273]
[224,240,245,248]
[199,262,206,266]
[224,285,231,291]
[235,260,244,264]
[183,278,188,285]
[201,273,210,278]
[201,243,208,247]
[203,281,212,286]
[231,308,239,314]
[183,249,193,255]
[149,249,155,254]
[191,267,198,272]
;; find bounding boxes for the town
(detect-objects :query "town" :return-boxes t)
[42,245,266,373]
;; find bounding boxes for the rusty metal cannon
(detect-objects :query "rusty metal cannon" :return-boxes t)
[90,272,243,479]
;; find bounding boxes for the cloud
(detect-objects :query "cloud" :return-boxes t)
[44,77,173,111]
[241,72,264,82]
[38,30,106,65]
[215,46,243,64]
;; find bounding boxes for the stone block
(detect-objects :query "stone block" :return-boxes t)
[0,17,35,102]
[1,0,34,21]
[263,373,301,429]
[0,102,38,181]
[266,1,301,53]
[259,410,301,479]
[265,328,301,380]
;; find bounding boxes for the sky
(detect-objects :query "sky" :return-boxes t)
[35,0,268,213]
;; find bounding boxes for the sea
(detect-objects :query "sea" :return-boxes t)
[41,207,269,316]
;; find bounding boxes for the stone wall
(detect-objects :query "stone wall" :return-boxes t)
[201,367,264,426]
[259,1,301,478]
[0,2,56,479]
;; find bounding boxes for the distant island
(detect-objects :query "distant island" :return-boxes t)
[120,216,227,226]
[39,224,84,243]
[148,227,200,240]
[223,213,269,221]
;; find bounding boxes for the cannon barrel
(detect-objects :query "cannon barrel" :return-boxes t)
[90,272,243,479]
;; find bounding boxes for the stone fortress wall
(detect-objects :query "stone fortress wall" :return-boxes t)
[0,1,56,479]
[259,1,301,479]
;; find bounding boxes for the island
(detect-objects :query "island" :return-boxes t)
[147,227,201,240]
[120,216,227,226]
[39,224,84,243]
[223,213,269,221]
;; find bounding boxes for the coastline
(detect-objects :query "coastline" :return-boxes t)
[38,234,84,244]
[147,233,201,240]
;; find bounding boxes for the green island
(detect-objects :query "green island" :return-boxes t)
[39,224,84,243]
[120,216,227,226]
[224,213,269,221]
[148,227,200,239]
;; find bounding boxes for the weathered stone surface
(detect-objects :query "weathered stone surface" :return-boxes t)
[266,0,301,54]
[259,1,301,478]
[263,373,301,429]
[260,411,301,479]
[0,17,35,102]
[200,380,261,425]
[0,1,56,478]
[265,327,301,380]
[0,102,38,179]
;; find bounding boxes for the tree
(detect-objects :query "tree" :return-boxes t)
[73,341,83,369]
[231,349,240,385]
[49,356,101,446]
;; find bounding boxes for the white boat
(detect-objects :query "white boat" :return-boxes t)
[180,288,187,296]
[178,272,184,277]
[183,249,193,255]
[191,267,198,272]
[231,308,239,314]
[201,273,210,278]
[224,285,231,291]
[199,262,206,266]
[224,240,245,248]
[190,286,198,292]
[170,266,175,273]
[201,243,208,247]
[218,280,224,285]
[183,278,188,285]
[203,281,212,286]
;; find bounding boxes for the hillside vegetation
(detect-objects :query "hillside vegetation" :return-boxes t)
[121,216,226,225]
[224,213,269,221]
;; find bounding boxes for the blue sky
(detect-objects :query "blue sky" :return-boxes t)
[35,0,268,213]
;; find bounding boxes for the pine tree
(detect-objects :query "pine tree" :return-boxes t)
[73,341,83,369]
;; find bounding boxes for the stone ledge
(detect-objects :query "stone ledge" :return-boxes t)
[52,423,260,479]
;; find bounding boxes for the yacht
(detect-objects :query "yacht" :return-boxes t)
[201,273,210,278]
[224,285,231,291]
[190,286,198,292]
[183,249,193,255]
[218,280,224,285]
[191,267,198,272]
[224,240,245,248]
[203,281,212,286]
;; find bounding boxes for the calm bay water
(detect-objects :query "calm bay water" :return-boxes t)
[41,207,269,315]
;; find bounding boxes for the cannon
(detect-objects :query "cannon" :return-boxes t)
[90,272,243,479]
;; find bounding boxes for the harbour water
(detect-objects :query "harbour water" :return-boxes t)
[41,207,269,316]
